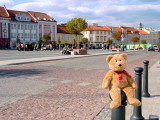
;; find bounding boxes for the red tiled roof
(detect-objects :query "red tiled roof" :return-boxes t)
[0,6,9,18]
[7,9,35,22]
[107,26,122,32]
[28,11,56,22]
[137,29,149,35]
[85,25,111,31]
[57,25,70,34]
[57,25,82,35]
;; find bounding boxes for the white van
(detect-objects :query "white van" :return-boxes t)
[153,45,158,50]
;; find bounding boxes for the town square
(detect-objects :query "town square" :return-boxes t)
[0,0,160,120]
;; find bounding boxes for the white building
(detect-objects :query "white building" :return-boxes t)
[82,24,112,47]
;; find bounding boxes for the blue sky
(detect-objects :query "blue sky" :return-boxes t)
[1,0,160,29]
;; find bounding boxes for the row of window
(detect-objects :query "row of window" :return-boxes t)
[89,31,111,35]
[17,16,30,21]
[11,24,36,30]
[11,33,36,39]
[58,35,82,41]
[39,24,55,30]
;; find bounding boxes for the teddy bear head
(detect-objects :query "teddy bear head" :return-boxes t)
[106,53,128,72]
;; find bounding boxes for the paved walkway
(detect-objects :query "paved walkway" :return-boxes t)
[94,59,160,120]
[0,50,159,120]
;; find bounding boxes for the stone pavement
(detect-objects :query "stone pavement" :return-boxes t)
[94,59,160,120]
[0,50,159,120]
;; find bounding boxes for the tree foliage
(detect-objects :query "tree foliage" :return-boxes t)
[112,31,122,46]
[140,39,146,44]
[107,39,113,44]
[130,36,139,46]
[66,18,88,35]
[81,38,88,44]
[66,17,88,48]
[42,34,51,45]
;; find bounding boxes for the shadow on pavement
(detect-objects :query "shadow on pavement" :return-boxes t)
[0,69,47,78]
[150,95,160,98]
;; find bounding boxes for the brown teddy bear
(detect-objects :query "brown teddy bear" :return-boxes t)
[102,53,141,109]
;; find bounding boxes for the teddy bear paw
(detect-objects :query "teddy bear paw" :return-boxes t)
[110,101,121,109]
[128,98,141,106]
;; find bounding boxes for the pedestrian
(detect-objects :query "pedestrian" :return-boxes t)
[107,44,109,51]
[124,45,127,52]
[18,43,21,51]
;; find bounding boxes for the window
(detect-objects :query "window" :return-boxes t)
[101,37,103,41]
[68,36,70,40]
[31,25,33,30]
[104,32,106,35]
[33,25,36,30]
[104,37,106,41]
[65,36,67,40]
[21,33,23,39]
[11,24,13,29]
[25,33,27,38]
[18,24,20,29]
[44,25,47,29]
[39,25,41,29]
[97,31,99,34]
[21,24,23,30]
[90,31,92,34]
[97,37,99,41]
[48,25,50,29]
[34,34,36,39]
[14,24,16,29]
[101,31,103,34]
[53,25,55,30]
[25,25,27,30]
[62,36,64,40]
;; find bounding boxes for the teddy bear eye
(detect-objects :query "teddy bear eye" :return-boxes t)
[116,60,117,62]
[120,59,121,61]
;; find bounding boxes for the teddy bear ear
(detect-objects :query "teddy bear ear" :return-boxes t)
[121,53,128,60]
[106,55,113,63]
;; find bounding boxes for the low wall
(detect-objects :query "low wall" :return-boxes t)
[73,49,87,55]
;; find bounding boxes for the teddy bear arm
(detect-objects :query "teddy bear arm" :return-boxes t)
[128,77,137,89]
[102,75,112,89]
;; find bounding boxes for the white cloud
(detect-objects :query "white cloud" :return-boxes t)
[4,0,160,28]
[0,0,14,6]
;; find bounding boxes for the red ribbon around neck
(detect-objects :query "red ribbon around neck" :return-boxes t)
[116,70,131,82]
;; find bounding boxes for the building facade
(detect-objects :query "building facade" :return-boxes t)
[57,24,83,47]
[0,6,11,49]
[0,5,57,49]
[82,24,112,47]
[28,11,57,44]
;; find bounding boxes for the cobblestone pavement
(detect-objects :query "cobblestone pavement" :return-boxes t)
[0,50,159,120]
[0,49,109,61]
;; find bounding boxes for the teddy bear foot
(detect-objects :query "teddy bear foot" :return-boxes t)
[128,98,141,106]
[110,101,121,109]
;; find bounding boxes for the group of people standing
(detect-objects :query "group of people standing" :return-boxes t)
[18,43,34,51]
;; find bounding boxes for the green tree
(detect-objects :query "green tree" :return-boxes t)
[112,31,122,47]
[58,38,61,49]
[66,17,88,48]
[107,39,113,45]
[81,38,88,44]
[140,39,146,44]
[42,34,51,45]
[130,36,139,47]
[16,36,20,44]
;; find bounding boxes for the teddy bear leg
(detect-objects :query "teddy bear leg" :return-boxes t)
[122,86,141,106]
[109,87,121,109]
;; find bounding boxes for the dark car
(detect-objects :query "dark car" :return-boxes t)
[148,46,155,51]
[158,46,160,52]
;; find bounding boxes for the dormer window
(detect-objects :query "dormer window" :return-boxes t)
[43,17,48,21]
[15,14,31,21]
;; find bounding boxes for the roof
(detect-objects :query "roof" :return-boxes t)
[7,9,35,22]
[0,6,9,18]
[137,29,149,35]
[85,25,111,31]
[107,26,122,32]
[28,11,56,22]
[57,25,70,34]
[57,25,82,35]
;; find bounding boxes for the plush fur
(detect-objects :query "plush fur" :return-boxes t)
[102,53,141,109]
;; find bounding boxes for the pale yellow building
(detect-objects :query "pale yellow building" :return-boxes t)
[57,24,83,47]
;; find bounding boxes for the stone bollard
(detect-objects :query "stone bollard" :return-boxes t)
[142,60,150,97]
[130,67,144,120]
[110,90,127,120]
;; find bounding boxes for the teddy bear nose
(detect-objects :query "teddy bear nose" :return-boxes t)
[119,64,122,67]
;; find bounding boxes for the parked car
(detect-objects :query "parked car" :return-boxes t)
[158,46,160,52]
[148,46,155,51]
[153,45,158,50]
